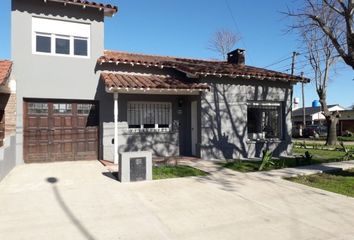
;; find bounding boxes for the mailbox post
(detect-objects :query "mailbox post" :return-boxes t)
[119,151,152,182]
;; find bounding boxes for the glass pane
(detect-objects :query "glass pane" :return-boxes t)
[53,103,72,114]
[28,103,48,114]
[77,104,94,115]
[74,39,88,56]
[36,35,51,53]
[56,38,70,54]
[247,103,281,139]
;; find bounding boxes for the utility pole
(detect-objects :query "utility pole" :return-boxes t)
[301,72,306,128]
[290,51,299,76]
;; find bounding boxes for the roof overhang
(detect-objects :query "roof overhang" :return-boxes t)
[101,72,210,95]
[44,0,118,17]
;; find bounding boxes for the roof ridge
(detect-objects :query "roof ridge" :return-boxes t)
[103,49,223,63]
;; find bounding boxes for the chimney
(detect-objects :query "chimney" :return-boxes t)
[227,49,245,65]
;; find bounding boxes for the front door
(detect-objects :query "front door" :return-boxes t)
[23,100,99,163]
[191,101,198,156]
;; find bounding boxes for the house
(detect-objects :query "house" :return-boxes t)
[292,104,345,127]
[0,60,16,181]
[338,109,354,135]
[2,0,307,174]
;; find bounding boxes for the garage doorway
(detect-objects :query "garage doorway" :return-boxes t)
[23,99,99,163]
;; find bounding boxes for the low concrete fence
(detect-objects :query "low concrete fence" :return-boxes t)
[0,134,17,182]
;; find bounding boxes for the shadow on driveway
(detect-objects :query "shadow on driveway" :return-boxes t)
[46,177,96,240]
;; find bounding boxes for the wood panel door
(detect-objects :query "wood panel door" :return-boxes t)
[24,100,99,163]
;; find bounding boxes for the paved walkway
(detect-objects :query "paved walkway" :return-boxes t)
[1,160,354,240]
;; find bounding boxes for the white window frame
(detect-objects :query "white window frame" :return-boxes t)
[32,17,90,58]
[127,102,173,132]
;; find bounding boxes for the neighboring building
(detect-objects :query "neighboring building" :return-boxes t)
[0,60,16,181]
[339,110,354,134]
[292,104,345,127]
[1,0,307,174]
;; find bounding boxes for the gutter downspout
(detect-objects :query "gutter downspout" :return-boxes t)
[114,92,119,164]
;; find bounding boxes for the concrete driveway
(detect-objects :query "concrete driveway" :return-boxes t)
[1,161,354,240]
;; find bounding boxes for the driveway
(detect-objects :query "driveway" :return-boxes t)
[1,161,354,240]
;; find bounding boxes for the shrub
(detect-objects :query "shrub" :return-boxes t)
[259,150,274,171]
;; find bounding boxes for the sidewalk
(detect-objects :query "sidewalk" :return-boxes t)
[249,160,354,179]
[179,158,354,180]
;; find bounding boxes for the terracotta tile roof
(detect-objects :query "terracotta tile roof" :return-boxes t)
[0,61,12,85]
[101,72,210,91]
[98,50,309,83]
[46,0,118,16]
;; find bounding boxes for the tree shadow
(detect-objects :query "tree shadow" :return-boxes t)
[201,80,293,159]
[45,177,96,240]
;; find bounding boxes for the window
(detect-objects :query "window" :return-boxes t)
[77,104,95,115]
[34,32,89,57]
[53,104,72,115]
[74,38,88,56]
[28,103,48,115]
[32,17,90,58]
[55,36,70,55]
[127,102,172,130]
[247,102,282,140]
[36,34,51,53]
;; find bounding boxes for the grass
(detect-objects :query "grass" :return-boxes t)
[221,148,350,173]
[293,148,346,162]
[338,136,354,142]
[288,169,354,198]
[152,165,207,180]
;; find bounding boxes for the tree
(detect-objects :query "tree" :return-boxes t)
[207,29,240,60]
[287,0,354,70]
[295,11,341,145]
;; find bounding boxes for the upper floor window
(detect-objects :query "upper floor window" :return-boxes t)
[32,17,90,58]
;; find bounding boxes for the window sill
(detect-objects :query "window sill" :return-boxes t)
[123,128,176,134]
[246,139,284,144]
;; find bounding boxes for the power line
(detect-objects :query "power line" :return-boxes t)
[224,0,255,65]
[263,56,293,69]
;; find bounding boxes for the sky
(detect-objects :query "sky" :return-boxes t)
[0,0,353,108]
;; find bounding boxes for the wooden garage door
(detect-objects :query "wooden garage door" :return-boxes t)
[24,100,99,163]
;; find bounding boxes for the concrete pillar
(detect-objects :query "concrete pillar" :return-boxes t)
[114,92,119,164]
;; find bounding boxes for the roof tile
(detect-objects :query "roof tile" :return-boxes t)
[98,50,309,83]
[101,72,210,91]
[0,61,12,85]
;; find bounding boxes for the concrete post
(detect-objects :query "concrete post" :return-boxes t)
[114,92,119,164]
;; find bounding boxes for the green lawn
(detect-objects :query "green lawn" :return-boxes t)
[288,169,354,198]
[153,165,207,180]
[293,148,346,162]
[221,148,350,173]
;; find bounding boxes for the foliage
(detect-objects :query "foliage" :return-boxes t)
[288,169,354,198]
[259,150,274,171]
[340,141,354,161]
[152,165,207,180]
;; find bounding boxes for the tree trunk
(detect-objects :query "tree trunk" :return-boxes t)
[325,116,339,146]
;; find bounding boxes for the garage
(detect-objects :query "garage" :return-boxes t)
[23,99,99,163]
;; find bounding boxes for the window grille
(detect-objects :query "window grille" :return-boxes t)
[127,102,172,130]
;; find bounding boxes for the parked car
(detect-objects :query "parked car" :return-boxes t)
[303,125,327,138]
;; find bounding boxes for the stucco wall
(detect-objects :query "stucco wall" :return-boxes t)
[0,134,17,182]
[200,77,293,159]
[100,94,198,160]
[12,0,105,163]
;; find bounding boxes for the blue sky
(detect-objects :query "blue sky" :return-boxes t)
[0,0,353,107]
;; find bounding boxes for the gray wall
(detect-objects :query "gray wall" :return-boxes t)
[12,0,105,163]
[0,134,17,181]
[200,77,293,159]
[100,94,198,160]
